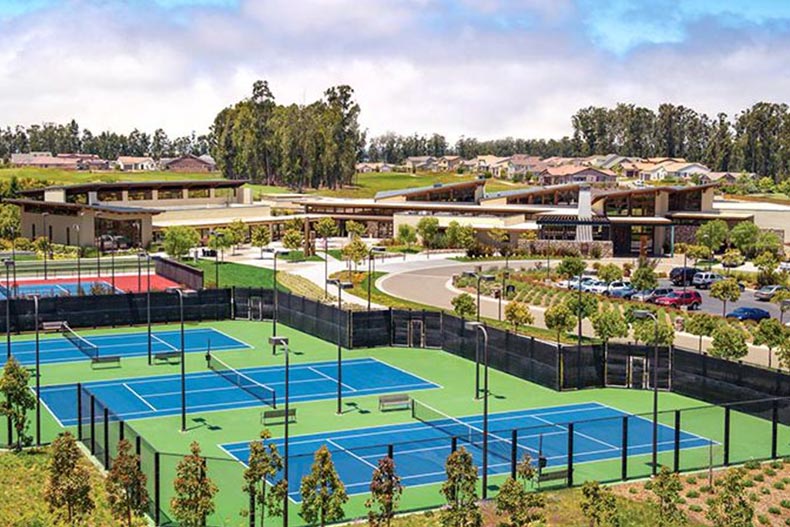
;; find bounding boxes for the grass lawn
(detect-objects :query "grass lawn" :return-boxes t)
[188,258,281,289]
[276,250,323,263]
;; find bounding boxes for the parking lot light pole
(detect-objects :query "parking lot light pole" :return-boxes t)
[462,269,495,322]
[498,270,509,321]
[466,321,490,498]
[633,309,660,475]
[327,279,352,415]
[367,247,386,311]
[269,335,290,527]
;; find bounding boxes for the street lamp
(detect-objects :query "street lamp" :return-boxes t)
[462,269,495,321]
[466,321,490,499]
[367,246,386,311]
[498,270,510,321]
[327,279,352,415]
[269,335,290,527]
[171,289,196,432]
[42,212,49,279]
[211,230,225,288]
[139,252,152,364]
[633,309,660,475]
[4,259,14,360]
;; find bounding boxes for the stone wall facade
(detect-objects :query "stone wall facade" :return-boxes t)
[516,238,614,258]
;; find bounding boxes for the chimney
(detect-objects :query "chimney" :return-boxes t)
[576,184,593,242]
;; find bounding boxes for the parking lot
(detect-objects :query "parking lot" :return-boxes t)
[649,278,783,319]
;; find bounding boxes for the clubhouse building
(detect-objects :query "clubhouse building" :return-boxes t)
[4,178,757,257]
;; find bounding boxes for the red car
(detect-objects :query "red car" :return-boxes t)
[653,291,702,310]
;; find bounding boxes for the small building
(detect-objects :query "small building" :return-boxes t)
[539,166,617,185]
[404,156,436,173]
[162,154,216,173]
[116,156,156,171]
[436,155,463,172]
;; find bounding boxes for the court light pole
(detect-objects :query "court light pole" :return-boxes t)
[462,269,495,322]
[139,252,152,365]
[33,294,40,445]
[4,259,13,360]
[110,234,116,290]
[498,270,509,321]
[367,246,386,311]
[272,249,279,355]
[269,335,290,527]
[42,212,49,280]
[327,279,352,415]
[633,309,660,475]
[74,224,82,294]
[466,321,490,498]
[172,289,196,432]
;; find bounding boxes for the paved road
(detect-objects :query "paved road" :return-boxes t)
[654,278,781,319]
[378,261,782,368]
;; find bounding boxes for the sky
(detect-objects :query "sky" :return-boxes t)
[1,0,790,140]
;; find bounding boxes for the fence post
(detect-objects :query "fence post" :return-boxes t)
[621,416,628,481]
[771,399,779,459]
[388,307,393,347]
[451,436,457,453]
[567,423,574,487]
[76,383,83,441]
[723,406,731,466]
[119,419,124,443]
[154,452,161,526]
[90,395,96,455]
[135,435,141,469]
[673,410,681,473]
[103,407,110,468]
[387,444,394,460]
[511,429,518,479]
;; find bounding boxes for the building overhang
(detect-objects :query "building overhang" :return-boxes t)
[3,198,163,216]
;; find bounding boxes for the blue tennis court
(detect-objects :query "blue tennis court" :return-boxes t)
[222,401,714,501]
[2,327,249,366]
[0,280,120,299]
[41,357,439,426]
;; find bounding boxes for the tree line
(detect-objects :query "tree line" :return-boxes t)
[365,102,790,182]
[0,119,210,161]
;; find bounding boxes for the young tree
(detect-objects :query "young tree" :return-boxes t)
[504,301,534,334]
[45,432,94,524]
[397,224,417,248]
[226,219,247,253]
[488,227,510,261]
[451,292,477,319]
[545,303,575,347]
[720,248,744,270]
[208,228,233,261]
[754,251,779,285]
[729,222,760,256]
[597,263,623,284]
[710,278,741,316]
[416,217,440,249]
[0,356,35,450]
[591,308,629,355]
[685,244,713,267]
[299,445,348,527]
[315,218,338,254]
[580,481,619,527]
[556,256,586,279]
[163,226,200,259]
[709,324,748,360]
[365,456,403,527]
[456,224,477,252]
[564,293,597,328]
[778,336,790,370]
[281,228,304,252]
[650,466,686,527]
[696,220,729,253]
[171,441,218,527]
[706,468,753,527]
[345,219,366,239]
[630,265,658,292]
[753,318,786,367]
[106,438,149,527]
[685,312,719,354]
[495,456,544,527]
[772,289,790,322]
[445,220,462,248]
[753,230,782,257]
[243,430,287,527]
[439,447,481,527]
[251,226,272,258]
[341,235,368,273]
[631,316,675,347]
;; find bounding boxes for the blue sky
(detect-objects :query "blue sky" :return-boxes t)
[1,0,789,138]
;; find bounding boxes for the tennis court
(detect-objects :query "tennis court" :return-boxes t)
[222,401,714,501]
[41,357,439,426]
[2,327,248,366]
[0,280,120,299]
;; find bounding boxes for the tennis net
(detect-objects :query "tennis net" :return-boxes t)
[207,352,276,408]
[61,323,99,360]
[412,399,533,464]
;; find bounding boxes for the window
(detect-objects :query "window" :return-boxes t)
[97,190,122,202]
[158,188,182,200]
[128,189,152,201]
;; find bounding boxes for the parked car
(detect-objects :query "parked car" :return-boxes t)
[632,287,675,303]
[603,281,634,297]
[670,267,701,286]
[692,272,724,289]
[581,280,608,293]
[562,276,596,290]
[653,291,702,310]
[780,261,790,272]
[725,307,771,322]
[754,285,787,301]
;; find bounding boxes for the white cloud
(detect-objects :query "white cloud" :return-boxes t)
[0,0,789,143]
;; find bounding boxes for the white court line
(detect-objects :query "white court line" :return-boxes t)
[33,387,65,428]
[308,366,356,392]
[327,439,377,469]
[123,383,158,412]
[530,414,620,452]
[151,334,177,351]
[593,401,720,446]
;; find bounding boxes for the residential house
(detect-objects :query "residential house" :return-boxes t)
[474,155,511,176]
[539,166,617,185]
[162,154,216,173]
[116,156,157,171]
[11,153,80,170]
[506,154,544,179]
[404,156,436,173]
[646,157,687,164]
[356,162,395,173]
[436,155,463,172]
[702,171,756,184]
[661,162,710,181]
